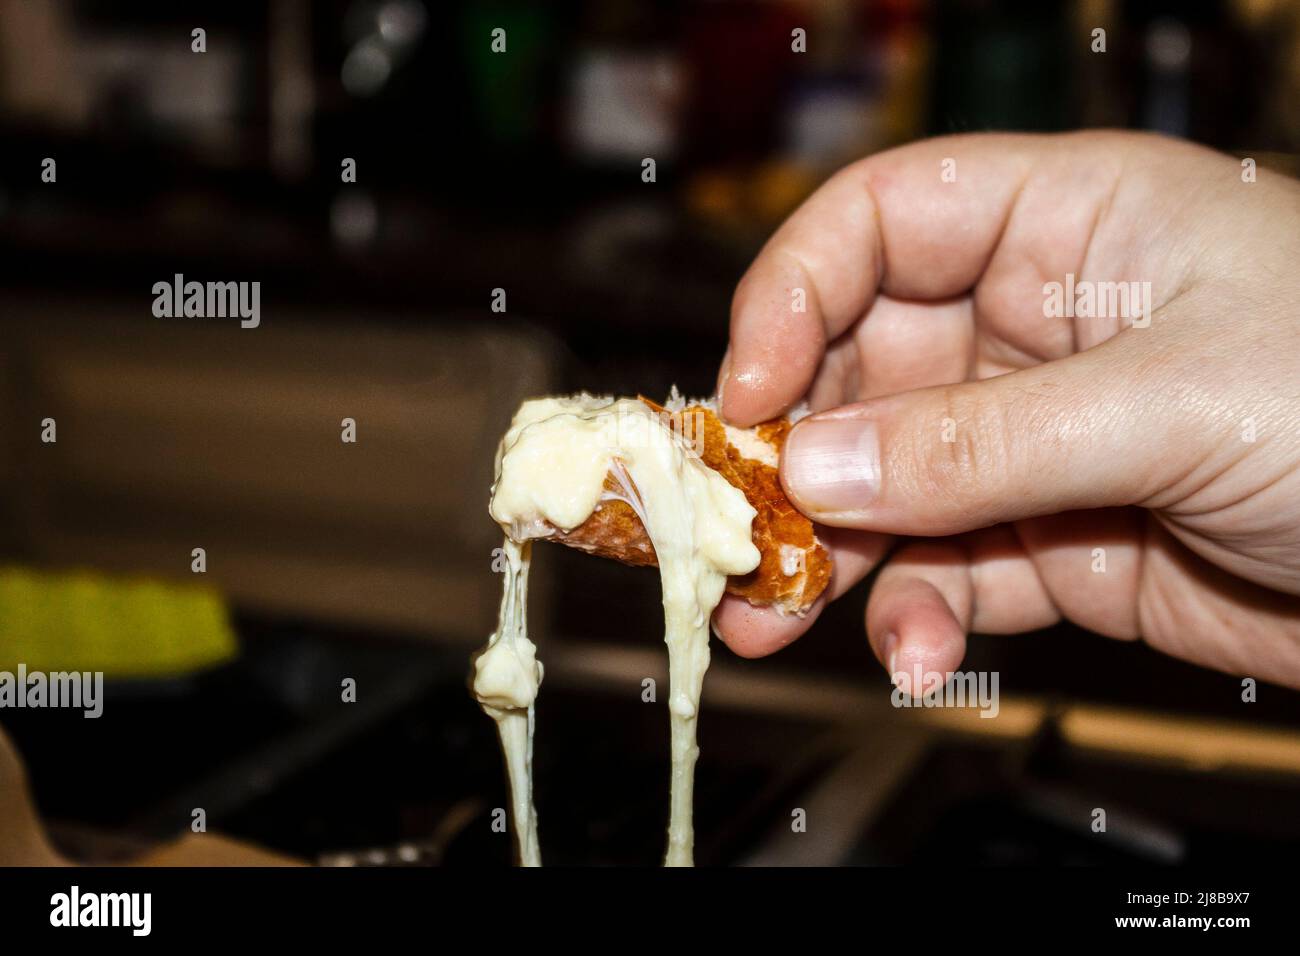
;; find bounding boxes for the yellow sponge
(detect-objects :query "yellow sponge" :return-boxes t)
[0,567,238,678]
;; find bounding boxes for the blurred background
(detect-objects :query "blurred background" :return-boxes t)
[0,0,1298,867]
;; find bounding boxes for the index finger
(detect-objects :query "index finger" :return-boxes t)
[719,133,1040,426]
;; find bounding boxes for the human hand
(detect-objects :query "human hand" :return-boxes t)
[711,131,1300,691]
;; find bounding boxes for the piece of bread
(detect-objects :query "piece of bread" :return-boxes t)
[546,397,831,615]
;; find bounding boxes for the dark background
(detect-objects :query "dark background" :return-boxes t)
[0,0,1297,867]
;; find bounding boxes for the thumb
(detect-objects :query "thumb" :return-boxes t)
[779,337,1202,535]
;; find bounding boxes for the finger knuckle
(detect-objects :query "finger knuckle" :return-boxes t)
[920,386,1011,521]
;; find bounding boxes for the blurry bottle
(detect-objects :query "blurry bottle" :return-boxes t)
[565,0,684,168]
[460,1,557,149]
[1123,0,1271,152]
[869,0,934,149]
[927,0,1072,133]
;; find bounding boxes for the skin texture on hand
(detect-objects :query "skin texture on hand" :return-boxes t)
[710,130,1300,691]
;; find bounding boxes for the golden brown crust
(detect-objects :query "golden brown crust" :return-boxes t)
[548,472,658,568]
[546,398,831,615]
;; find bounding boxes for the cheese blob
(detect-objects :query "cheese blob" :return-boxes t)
[472,394,760,866]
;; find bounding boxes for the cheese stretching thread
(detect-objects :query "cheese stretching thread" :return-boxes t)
[472,537,542,866]
[473,396,759,866]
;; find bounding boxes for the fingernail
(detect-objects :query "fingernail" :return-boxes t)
[783,417,880,514]
[714,348,732,410]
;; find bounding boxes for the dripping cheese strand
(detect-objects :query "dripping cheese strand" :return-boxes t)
[472,537,542,866]
[475,396,759,866]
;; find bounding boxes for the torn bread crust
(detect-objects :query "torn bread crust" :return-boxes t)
[546,397,832,615]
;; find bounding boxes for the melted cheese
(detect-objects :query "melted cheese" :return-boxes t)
[473,395,760,866]
[472,536,542,866]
